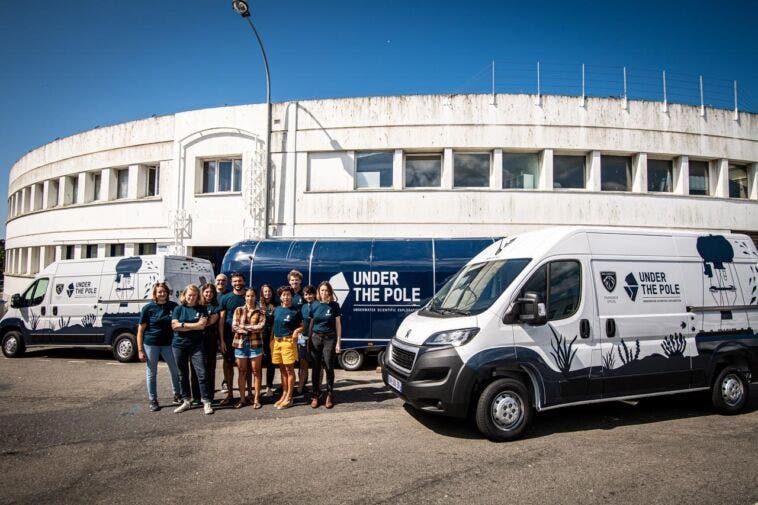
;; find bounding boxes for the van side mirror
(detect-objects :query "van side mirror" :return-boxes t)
[10,294,21,309]
[504,291,547,326]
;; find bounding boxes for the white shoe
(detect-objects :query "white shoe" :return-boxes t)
[203,401,214,415]
[173,400,191,413]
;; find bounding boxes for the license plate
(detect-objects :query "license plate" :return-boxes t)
[387,373,402,393]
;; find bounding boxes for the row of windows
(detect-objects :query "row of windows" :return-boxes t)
[5,243,158,275]
[320,150,753,198]
[8,165,159,219]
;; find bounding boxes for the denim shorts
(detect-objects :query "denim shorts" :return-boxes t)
[234,343,263,359]
[298,342,311,363]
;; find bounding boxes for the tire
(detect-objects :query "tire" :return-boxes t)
[339,349,364,371]
[2,330,25,358]
[475,378,533,441]
[377,350,386,367]
[113,333,137,363]
[711,366,749,414]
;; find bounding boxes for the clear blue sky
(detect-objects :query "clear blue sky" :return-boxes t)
[1,0,756,238]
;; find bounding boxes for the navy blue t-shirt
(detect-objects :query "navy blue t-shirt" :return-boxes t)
[220,292,246,325]
[171,304,208,348]
[310,301,341,335]
[273,305,303,337]
[139,300,178,346]
[292,291,304,310]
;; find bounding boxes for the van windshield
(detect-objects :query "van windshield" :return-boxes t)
[427,258,531,316]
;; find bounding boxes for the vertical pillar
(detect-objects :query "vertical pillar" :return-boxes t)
[98,244,107,258]
[713,159,729,198]
[539,149,554,190]
[442,148,454,189]
[748,162,757,200]
[127,165,140,199]
[55,245,65,262]
[393,149,404,189]
[25,247,33,275]
[673,156,689,195]
[77,173,87,203]
[490,149,503,189]
[125,243,136,256]
[101,168,116,201]
[632,153,648,193]
[586,151,602,192]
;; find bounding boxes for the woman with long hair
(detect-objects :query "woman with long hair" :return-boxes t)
[271,286,303,409]
[188,283,220,404]
[259,283,277,397]
[309,281,342,409]
[231,288,265,409]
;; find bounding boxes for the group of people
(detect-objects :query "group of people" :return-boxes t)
[135,269,343,414]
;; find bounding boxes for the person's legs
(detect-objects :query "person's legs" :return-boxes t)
[143,344,161,402]
[172,346,192,401]
[322,336,337,408]
[275,363,287,407]
[189,361,201,403]
[158,345,181,398]
[204,335,218,402]
[190,346,209,401]
[251,355,263,407]
[309,335,324,405]
[236,356,249,407]
[222,324,235,402]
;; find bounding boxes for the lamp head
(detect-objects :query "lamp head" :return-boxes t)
[232,0,251,17]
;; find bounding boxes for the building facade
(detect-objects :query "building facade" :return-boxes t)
[5,93,758,296]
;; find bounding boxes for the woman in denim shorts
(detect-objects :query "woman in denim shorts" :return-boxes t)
[231,288,265,409]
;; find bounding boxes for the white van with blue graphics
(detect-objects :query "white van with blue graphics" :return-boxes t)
[382,227,758,441]
[0,255,214,362]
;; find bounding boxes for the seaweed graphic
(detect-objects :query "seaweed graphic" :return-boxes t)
[601,348,616,369]
[617,338,640,365]
[548,326,578,375]
[661,333,687,357]
[81,313,97,328]
[52,316,71,332]
[749,264,757,305]
[28,312,41,331]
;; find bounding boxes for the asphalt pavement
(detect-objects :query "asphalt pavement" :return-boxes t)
[0,347,756,505]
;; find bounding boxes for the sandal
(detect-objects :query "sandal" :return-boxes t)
[219,397,234,406]
[234,401,249,409]
[253,402,262,409]
[276,399,293,410]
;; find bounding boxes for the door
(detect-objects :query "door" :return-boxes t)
[511,257,600,406]
[18,278,51,344]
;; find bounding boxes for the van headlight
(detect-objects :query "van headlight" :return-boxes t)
[423,328,479,347]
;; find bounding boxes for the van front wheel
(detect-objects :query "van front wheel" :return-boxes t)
[2,331,25,358]
[712,366,749,414]
[475,378,532,441]
[113,333,137,363]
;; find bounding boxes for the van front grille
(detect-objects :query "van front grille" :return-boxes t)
[391,345,416,371]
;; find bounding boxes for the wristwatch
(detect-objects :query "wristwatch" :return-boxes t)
[181,322,185,328]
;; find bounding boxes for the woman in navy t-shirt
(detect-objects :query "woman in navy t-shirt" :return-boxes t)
[309,281,342,409]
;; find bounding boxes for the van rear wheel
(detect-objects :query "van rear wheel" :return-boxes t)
[712,366,749,414]
[475,378,532,441]
[339,349,364,371]
[113,333,137,363]
[2,331,25,358]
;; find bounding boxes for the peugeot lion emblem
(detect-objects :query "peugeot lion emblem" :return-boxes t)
[600,271,616,293]
[55,283,64,295]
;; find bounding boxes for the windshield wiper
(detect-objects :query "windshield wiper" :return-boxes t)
[438,307,470,316]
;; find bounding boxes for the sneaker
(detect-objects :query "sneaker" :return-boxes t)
[221,381,228,392]
[190,399,202,407]
[173,393,182,405]
[149,400,160,412]
[203,401,214,415]
[173,400,191,413]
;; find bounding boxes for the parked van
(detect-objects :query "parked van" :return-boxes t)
[222,238,496,370]
[382,227,758,441]
[0,255,214,362]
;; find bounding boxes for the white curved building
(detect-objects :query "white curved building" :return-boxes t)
[5,93,758,296]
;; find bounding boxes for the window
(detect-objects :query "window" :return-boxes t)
[520,260,581,321]
[116,169,129,199]
[356,151,393,189]
[20,278,49,307]
[64,245,75,260]
[70,176,79,204]
[687,161,709,196]
[405,154,441,188]
[85,245,98,259]
[138,243,156,255]
[601,156,632,191]
[553,155,585,189]
[202,159,242,193]
[729,164,748,199]
[454,153,490,188]
[648,160,672,192]
[93,172,102,201]
[502,153,539,189]
[109,244,125,257]
[146,165,159,196]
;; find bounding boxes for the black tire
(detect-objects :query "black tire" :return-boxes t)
[2,330,25,358]
[113,333,137,363]
[475,378,533,441]
[711,366,749,414]
[339,349,364,371]
[377,350,386,367]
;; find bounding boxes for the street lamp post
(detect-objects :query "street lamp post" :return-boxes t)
[232,0,271,239]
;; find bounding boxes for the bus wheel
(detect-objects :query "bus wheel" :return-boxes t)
[339,349,364,371]
[475,378,532,442]
[712,366,749,414]
[113,333,137,363]
[2,331,25,358]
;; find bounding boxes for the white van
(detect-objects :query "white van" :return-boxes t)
[0,255,214,362]
[382,227,758,441]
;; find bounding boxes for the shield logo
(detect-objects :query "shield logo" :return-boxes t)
[66,283,75,298]
[601,272,616,293]
[56,284,64,295]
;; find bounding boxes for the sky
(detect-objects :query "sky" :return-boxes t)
[1,0,756,238]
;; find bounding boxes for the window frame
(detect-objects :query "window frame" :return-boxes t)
[553,154,587,190]
[453,151,491,188]
[404,152,442,188]
[728,163,749,199]
[600,155,632,192]
[355,151,394,189]
[502,152,540,190]
[201,158,242,194]
[116,169,129,199]
[647,159,673,193]
[688,160,710,196]
[518,259,582,322]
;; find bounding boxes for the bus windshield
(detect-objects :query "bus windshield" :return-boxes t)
[427,259,531,316]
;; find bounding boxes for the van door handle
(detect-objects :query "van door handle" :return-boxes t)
[606,318,616,338]
[53,306,58,316]
[580,319,590,339]
[40,306,46,316]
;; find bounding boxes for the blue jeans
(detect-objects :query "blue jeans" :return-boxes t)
[144,344,180,402]
[173,344,210,402]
